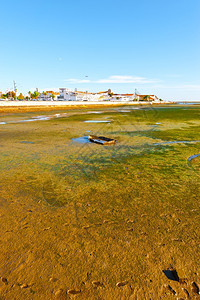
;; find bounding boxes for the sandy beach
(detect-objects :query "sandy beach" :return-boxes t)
[0,100,172,113]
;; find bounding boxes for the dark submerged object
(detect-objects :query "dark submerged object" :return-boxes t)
[163,269,179,281]
[89,135,116,145]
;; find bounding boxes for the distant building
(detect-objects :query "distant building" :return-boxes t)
[38,91,59,101]
[112,93,134,101]
[57,88,78,101]
[135,95,160,102]
[34,88,161,102]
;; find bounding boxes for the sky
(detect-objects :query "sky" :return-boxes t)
[0,0,200,101]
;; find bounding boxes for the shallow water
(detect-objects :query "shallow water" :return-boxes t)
[72,136,90,143]
[177,102,200,105]
[20,141,34,144]
[0,112,69,125]
[16,116,51,122]
[188,153,200,162]
[154,140,200,146]
[84,120,111,123]
[117,110,131,112]
[87,111,102,114]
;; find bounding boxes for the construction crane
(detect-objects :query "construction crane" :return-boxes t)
[13,80,17,100]
[135,89,140,96]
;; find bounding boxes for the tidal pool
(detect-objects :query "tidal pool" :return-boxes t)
[72,136,90,143]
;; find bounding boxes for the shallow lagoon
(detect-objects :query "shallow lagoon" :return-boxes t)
[0,104,199,299]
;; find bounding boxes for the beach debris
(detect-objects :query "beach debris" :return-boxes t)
[179,278,187,284]
[141,214,147,217]
[67,289,81,295]
[164,284,176,295]
[55,288,64,296]
[20,283,28,289]
[43,227,51,231]
[191,281,199,294]
[127,228,133,232]
[163,269,179,281]
[127,220,135,224]
[182,288,190,298]
[92,281,104,287]
[116,281,128,287]
[49,277,58,282]
[83,225,92,229]
[1,277,8,285]
[172,238,183,242]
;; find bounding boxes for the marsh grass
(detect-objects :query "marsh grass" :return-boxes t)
[0,105,199,299]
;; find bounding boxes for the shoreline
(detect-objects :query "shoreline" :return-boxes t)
[0,100,173,113]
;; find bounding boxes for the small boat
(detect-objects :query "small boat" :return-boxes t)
[89,135,116,145]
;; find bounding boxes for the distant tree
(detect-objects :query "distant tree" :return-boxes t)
[108,92,113,97]
[28,91,32,100]
[31,91,40,99]
[51,94,55,100]
[18,93,24,100]
[7,91,16,99]
[143,95,150,101]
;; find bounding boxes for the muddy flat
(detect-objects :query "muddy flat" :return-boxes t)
[0,104,199,299]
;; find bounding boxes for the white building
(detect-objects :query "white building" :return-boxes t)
[57,88,78,101]
[58,88,101,101]
[38,91,59,101]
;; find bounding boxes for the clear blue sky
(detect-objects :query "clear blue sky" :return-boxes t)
[0,0,200,100]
